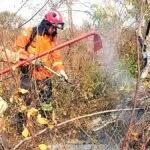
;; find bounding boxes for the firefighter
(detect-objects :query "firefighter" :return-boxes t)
[13,10,68,134]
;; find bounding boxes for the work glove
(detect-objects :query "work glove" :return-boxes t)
[58,70,68,82]
[32,58,43,66]
[29,54,42,66]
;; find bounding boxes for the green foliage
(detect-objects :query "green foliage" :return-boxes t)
[109,61,135,94]
[118,27,138,77]
[0,3,149,148]
[123,0,150,24]
[90,4,102,26]
[123,51,137,76]
[81,62,101,99]
[80,59,110,99]
[52,77,73,115]
[90,4,115,28]
[126,0,139,5]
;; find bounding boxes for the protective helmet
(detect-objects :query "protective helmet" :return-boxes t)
[44,10,64,30]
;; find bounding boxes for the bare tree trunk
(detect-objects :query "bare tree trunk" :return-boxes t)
[66,0,73,33]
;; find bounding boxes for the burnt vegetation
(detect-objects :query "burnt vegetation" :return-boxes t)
[0,1,150,149]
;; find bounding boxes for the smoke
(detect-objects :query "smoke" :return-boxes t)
[97,27,135,88]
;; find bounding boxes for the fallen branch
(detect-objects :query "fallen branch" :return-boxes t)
[78,126,97,144]
[56,108,142,127]
[12,128,48,150]
[92,119,116,132]
[12,108,143,150]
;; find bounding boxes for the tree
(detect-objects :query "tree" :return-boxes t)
[65,0,73,31]
[0,11,24,29]
[88,3,120,30]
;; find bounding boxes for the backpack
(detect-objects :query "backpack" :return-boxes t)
[25,27,37,51]
[20,27,37,75]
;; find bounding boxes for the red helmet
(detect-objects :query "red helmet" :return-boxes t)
[44,10,64,30]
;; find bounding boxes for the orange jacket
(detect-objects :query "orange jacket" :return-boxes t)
[14,28,64,80]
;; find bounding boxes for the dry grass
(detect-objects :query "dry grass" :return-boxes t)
[0,28,149,150]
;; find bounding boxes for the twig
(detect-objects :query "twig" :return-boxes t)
[78,126,97,144]
[26,118,37,148]
[14,0,30,15]
[12,108,143,150]
[18,0,50,28]
[56,108,142,127]
[121,1,144,149]
[121,31,141,150]
[140,136,150,150]
[12,128,48,150]
[105,132,120,150]
[92,120,116,132]
[140,124,150,150]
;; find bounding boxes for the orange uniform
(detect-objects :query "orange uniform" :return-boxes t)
[13,11,67,135]
[14,28,64,80]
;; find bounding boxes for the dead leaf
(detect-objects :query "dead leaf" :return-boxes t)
[9,96,13,103]
[36,114,48,125]
[131,132,139,141]
[38,144,48,150]
[27,107,38,118]
[22,127,29,137]
[19,88,28,94]
[20,105,27,111]
[48,122,54,129]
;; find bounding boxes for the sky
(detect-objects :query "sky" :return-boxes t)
[0,0,115,27]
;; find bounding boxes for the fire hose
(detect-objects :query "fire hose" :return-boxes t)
[0,31,102,75]
[0,31,102,116]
